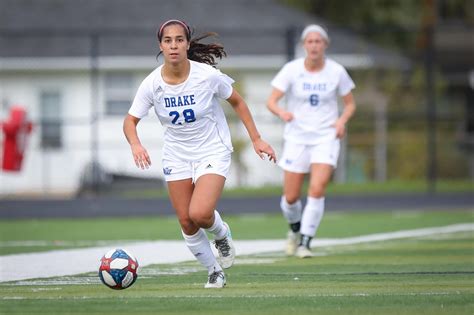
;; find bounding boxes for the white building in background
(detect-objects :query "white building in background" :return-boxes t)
[0,57,287,195]
[0,0,408,196]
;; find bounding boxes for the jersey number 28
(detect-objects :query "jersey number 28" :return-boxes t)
[169,109,196,125]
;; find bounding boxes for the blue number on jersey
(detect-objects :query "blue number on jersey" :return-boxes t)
[309,94,319,106]
[169,111,180,124]
[183,109,196,123]
[169,109,196,124]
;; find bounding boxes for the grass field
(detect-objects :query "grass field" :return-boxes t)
[121,180,474,198]
[1,209,473,314]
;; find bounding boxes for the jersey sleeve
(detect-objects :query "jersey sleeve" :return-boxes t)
[337,67,355,97]
[128,75,154,119]
[271,63,292,92]
[209,71,235,100]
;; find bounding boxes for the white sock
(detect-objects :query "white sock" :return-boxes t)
[300,196,325,237]
[280,196,302,224]
[205,210,228,240]
[182,229,222,274]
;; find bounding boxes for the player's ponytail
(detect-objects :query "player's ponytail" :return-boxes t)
[188,32,227,67]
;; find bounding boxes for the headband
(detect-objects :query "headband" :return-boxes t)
[301,24,330,43]
[157,19,191,40]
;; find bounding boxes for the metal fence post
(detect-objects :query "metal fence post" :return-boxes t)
[90,33,100,196]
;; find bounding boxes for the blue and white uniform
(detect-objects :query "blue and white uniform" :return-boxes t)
[271,57,355,172]
[129,60,234,181]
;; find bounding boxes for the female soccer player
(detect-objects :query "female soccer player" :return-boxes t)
[267,24,356,258]
[123,19,276,288]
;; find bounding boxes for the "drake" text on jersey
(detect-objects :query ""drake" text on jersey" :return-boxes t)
[164,95,196,108]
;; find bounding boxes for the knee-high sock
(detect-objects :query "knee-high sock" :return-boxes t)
[205,210,227,240]
[182,229,222,274]
[300,196,325,237]
[280,196,302,224]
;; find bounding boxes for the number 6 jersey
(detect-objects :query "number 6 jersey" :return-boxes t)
[129,60,234,161]
[271,57,355,145]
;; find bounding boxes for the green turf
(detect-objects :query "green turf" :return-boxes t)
[0,210,472,255]
[122,180,474,198]
[0,230,472,314]
[220,179,474,197]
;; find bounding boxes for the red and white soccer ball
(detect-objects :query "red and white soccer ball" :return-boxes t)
[99,248,139,290]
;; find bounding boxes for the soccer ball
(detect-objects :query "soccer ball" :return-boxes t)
[99,248,139,290]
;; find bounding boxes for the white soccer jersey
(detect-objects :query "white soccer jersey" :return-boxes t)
[271,57,355,145]
[129,60,234,161]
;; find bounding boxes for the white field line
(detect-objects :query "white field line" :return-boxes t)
[1,291,464,300]
[0,223,472,283]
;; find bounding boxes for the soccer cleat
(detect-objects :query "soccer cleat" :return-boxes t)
[296,245,313,258]
[214,222,235,269]
[204,270,226,288]
[285,231,300,256]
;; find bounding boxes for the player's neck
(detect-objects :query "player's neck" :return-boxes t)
[304,57,325,73]
[162,60,191,85]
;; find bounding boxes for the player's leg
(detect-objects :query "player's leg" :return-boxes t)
[297,163,333,258]
[278,141,309,255]
[189,173,229,287]
[281,171,305,255]
[297,140,339,258]
[188,173,225,229]
[167,178,224,288]
[191,173,235,270]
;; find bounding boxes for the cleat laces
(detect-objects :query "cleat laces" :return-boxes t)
[214,238,231,257]
[208,271,222,284]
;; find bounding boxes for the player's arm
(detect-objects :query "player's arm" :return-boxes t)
[123,114,152,169]
[227,89,276,163]
[334,92,356,139]
[266,88,294,122]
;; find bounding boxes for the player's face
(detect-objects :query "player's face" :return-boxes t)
[303,32,327,61]
[159,24,190,65]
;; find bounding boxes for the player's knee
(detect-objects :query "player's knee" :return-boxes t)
[284,194,300,205]
[308,183,325,198]
[188,208,213,228]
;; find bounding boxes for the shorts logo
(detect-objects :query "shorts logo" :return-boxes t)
[285,159,292,164]
[163,167,172,175]
[206,164,213,169]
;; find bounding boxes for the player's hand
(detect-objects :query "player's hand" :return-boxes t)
[131,143,152,169]
[252,138,277,163]
[278,111,294,122]
[334,119,346,139]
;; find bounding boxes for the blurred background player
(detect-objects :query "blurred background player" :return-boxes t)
[266,24,356,258]
[123,19,276,287]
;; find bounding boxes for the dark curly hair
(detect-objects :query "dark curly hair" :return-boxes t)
[157,20,226,67]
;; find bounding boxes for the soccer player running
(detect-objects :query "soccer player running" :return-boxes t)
[266,25,356,258]
[123,19,276,288]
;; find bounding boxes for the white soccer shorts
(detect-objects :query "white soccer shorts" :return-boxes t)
[278,139,340,173]
[162,154,231,182]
